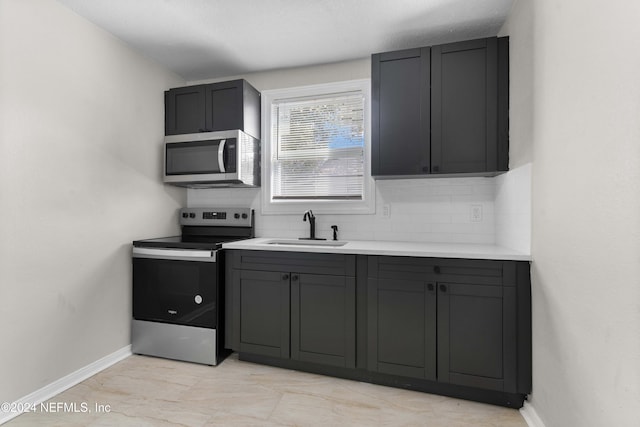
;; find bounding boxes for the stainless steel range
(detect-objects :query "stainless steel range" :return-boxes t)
[131,207,254,365]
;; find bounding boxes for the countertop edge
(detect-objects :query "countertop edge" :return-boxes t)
[222,238,532,262]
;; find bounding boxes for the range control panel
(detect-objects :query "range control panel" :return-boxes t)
[179,207,253,227]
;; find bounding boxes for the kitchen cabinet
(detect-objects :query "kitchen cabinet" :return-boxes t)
[371,36,509,177]
[225,249,531,408]
[367,275,436,380]
[437,280,513,391]
[228,250,356,368]
[367,256,529,394]
[292,272,356,368]
[234,269,290,358]
[165,79,261,139]
[371,47,431,176]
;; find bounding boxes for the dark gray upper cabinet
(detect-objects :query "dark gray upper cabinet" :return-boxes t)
[165,79,261,139]
[164,85,207,135]
[371,37,509,178]
[371,48,431,176]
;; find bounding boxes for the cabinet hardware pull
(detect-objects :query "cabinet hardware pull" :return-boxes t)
[434,266,441,274]
[282,274,289,280]
[427,283,434,291]
[422,166,429,173]
[291,275,299,281]
[433,166,440,172]
[440,284,447,292]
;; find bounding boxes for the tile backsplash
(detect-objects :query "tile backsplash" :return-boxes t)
[187,172,531,246]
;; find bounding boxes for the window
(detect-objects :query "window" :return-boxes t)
[262,79,374,214]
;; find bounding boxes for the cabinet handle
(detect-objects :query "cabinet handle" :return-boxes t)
[291,275,299,281]
[433,266,441,274]
[282,274,289,281]
[427,283,434,291]
[439,284,447,292]
[422,166,429,173]
[433,166,440,172]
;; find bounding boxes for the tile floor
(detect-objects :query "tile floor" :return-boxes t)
[6,354,528,426]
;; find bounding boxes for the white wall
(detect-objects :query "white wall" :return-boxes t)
[495,163,531,253]
[501,1,640,426]
[188,61,531,248]
[189,58,371,90]
[0,0,184,403]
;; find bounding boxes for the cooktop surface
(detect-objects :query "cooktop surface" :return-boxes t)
[132,235,246,250]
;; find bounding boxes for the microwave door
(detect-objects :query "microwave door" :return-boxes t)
[163,130,249,186]
[165,140,224,175]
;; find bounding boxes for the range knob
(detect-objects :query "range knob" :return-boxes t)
[234,213,240,219]
[182,213,189,218]
[189,213,196,219]
[242,213,248,219]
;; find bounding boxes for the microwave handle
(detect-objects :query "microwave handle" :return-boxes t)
[218,139,226,173]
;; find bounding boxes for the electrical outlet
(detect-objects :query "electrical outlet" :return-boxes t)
[382,204,391,218]
[470,204,483,222]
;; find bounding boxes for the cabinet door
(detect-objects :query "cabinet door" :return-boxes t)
[165,85,206,135]
[236,270,290,358]
[205,81,242,133]
[291,273,356,368]
[367,277,437,380]
[431,37,498,174]
[371,48,430,176]
[437,282,515,391]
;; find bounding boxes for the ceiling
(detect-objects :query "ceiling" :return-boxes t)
[56,0,514,82]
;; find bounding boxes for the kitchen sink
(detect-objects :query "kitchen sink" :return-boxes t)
[265,239,347,247]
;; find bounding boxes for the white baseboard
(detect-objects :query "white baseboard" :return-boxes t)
[520,401,546,427]
[0,345,132,425]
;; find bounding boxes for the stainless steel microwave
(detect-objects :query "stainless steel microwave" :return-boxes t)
[163,130,260,188]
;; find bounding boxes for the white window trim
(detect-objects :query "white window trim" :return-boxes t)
[261,79,375,215]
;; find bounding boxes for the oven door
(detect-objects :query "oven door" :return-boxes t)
[132,247,218,328]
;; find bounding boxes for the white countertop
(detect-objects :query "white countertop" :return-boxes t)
[222,238,531,261]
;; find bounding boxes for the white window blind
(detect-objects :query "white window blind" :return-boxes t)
[270,91,365,200]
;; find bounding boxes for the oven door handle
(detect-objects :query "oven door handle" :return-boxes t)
[132,247,216,262]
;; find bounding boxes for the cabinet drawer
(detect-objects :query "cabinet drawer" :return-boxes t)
[230,250,356,276]
[368,256,505,286]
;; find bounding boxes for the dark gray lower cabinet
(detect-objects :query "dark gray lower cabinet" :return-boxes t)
[292,273,356,368]
[226,250,531,408]
[367,256,530,396]
[229,250,356,369]
[437,282,513,391]
[367,278,436,380]
[234,269,290,358]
